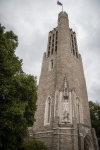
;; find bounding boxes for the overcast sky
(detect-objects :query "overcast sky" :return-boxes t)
[0,0,100,103]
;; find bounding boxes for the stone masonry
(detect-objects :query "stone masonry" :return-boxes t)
[33,11,99,150]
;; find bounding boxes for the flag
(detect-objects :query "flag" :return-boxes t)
[57,1,62,6]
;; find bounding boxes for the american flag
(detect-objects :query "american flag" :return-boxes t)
[57,1,62,6]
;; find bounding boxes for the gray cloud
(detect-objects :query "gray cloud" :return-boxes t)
[0,0,100,103]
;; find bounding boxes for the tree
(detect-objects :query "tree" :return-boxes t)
[0,24,37,150]
[20,139,47,150]
[89,101,100,147]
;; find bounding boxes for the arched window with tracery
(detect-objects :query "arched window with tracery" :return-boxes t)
[44,97,52,125]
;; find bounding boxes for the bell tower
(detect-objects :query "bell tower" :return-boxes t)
[33,11,99,150]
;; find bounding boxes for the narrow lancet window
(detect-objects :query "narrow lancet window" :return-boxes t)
[51,59,54,69]
[55,46,57,53]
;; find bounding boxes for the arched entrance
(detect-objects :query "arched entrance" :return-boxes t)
[84,135,93,150]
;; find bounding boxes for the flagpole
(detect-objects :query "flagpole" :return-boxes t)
[57,1,63,11]
[62,4,63,12]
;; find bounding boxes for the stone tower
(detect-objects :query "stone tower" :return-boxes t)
[33,11,98,150]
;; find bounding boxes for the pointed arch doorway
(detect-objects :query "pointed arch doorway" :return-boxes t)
[84,135,94,150]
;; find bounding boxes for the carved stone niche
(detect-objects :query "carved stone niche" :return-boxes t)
[61,77,70,123]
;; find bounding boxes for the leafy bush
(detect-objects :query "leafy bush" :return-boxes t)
[21,139,47,150]
[98,138,100,149]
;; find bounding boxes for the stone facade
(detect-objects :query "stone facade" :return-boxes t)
[33,11,99,150]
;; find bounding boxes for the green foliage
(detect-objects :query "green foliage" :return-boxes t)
[89,101,100,139]
[0,24,37,150]
[21,139,47,150]
[98,138,100,149]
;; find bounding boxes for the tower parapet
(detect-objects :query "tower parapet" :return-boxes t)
[58,11,68,20]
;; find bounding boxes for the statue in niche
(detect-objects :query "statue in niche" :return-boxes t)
[62,99,70,122]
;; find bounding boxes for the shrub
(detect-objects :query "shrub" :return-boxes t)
[21,139,47,150]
